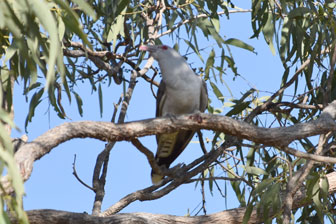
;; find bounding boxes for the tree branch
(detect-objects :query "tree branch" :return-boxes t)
[9,171,336,224]
[156,9,252,39]
[3,101,336,195]
[91,70,138,215]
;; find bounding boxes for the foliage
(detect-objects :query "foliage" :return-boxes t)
[0,0,336,223]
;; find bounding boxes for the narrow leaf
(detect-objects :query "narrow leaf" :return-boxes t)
[224,38,255,53]
[98,83,103,117]
[244,166,268,176]
[73,92,83,116]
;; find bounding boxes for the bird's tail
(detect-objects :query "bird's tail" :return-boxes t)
[151,170,164,185]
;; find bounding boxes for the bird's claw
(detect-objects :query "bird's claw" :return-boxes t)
[165,113,177,122]
[189,112,203,123]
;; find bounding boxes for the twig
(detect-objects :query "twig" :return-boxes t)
[156,9,252,39]
[201,172,207,215]
[72,155,94,191]
[245,47,330,123]
[197,131,208,155]
[131,138,162,177]
[101,136,240,216]
[111,95,123,123]
[216,160,252,186]
[325,45,336,106]
[267,102,323,110]
[63,43,122,84]
[280,145,336,164]
[283,133,329,223]
[186,176,245,183]
[91,71,138,215]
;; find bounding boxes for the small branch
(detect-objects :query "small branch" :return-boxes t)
[280,145,336,164]
[283,133,328,223]
[111,95,123,123]
[197,131,208,155]
[325,44,336,105]
[91,71,138,215]
[63,43,123,84]
[245,47,330,123]
[118,71,138,123]
[200,173,207,215]
[131,138,162,177]
[72,155,94,191]
[267,102,323,110]
[156,9,252,39]
[186,176,245,183]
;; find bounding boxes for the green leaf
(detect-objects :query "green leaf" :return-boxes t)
[210,14,220,33]
[25,88,44,130]
[319,176,329,200]
[197,18,224,46]
[226,101,250,117]
[98,83,103,117]
[312,179,323,221]
[242,202,254,224]
[71,0,97,19]
[224,38,255,53]
[252,178,274,196]
[223,55,238,76]
[54,0,91,47]
[210,81,224,102]
[288,7,311,19]
[115,0,130,16]
[209,167,214,193]
[246,147,256,166]
[57,15,65,41]
[107,7,126,50]
[30,0,61,89]
[205,49,215,79]
[73,92,83,116]
[184,39,203,62]
[262,12,276,55]
[244,166,268,176]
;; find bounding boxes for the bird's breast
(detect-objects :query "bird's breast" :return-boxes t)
[163,84,201,115]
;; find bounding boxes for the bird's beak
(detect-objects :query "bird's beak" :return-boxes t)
[139,45,156,52]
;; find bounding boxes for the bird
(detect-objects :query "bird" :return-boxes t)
[139,45,208,185]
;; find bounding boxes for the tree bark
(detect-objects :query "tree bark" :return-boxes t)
[9,171,336,224]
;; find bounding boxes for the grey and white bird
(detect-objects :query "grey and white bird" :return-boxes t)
[139,45,208,185]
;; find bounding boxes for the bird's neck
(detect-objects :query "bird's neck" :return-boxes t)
[159,59,194,89]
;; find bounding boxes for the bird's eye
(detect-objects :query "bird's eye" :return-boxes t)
[161,45,168,50]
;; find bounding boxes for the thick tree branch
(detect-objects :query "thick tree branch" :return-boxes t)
[9,171,336,224]
[2,101,336,195]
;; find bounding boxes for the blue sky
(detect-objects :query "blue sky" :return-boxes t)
[9,1,332,223]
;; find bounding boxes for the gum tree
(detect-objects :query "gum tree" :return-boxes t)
[0,0,336,223]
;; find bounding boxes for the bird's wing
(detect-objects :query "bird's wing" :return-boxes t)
[152,80,195,184]
[200,79,208,112]
[156,81,166,118]
[155,80,195,164]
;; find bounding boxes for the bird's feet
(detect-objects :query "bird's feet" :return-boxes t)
[189,112,203,123]
[165,113,177,122]
[167,163,185,178]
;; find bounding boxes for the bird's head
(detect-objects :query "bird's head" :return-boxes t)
[139,45,180,62]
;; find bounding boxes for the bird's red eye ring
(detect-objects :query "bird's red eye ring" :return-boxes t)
[161,45,168,50]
